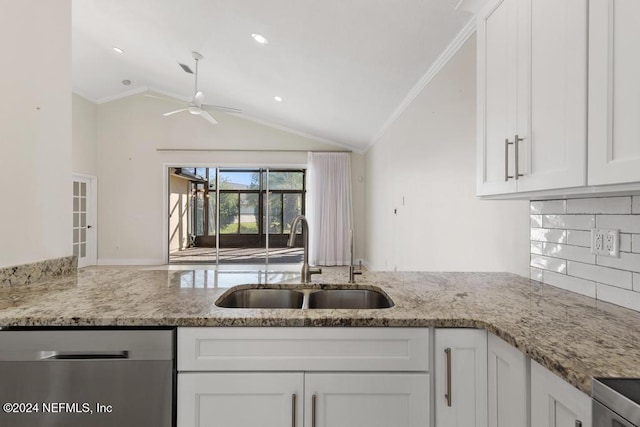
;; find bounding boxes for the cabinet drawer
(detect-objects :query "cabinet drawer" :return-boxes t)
[178,327,429,372]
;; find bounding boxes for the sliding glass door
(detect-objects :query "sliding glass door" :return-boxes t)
[168,167,304,265]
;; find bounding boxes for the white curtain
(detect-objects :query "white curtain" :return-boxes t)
[307,152,353,266]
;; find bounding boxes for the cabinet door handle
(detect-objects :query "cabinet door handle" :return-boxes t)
[514,134,524,180]
[312,394,317,427]
[504,138,514,181]
[292,394,296,427]
[444,347,452,407]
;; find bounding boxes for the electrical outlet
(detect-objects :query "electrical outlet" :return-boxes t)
[591,228,619,257]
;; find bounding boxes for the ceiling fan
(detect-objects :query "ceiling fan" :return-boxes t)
[146,51,242,124]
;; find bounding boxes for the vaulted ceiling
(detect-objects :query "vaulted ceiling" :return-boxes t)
[72,0,475,151]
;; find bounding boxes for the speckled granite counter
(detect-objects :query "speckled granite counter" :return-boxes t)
[0,266,639,395]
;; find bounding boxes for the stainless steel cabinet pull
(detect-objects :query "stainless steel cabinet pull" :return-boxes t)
[312,394,317,427]
[514,134,524,180]
[292,394,296,427]
[504,138,514,181]
[575,421,582,427]
[444,347,452,407]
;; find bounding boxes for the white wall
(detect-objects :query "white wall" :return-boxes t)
[72,93,97,176]
[0,1,72,268]
[364,36,530,276]
[95,93,365,264]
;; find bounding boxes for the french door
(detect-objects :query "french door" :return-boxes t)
[72,174,97,268]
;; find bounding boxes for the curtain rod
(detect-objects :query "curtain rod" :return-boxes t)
[156,148,352,153]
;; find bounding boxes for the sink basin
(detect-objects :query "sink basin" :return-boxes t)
[216,289,304,309]
[308,289,394,309]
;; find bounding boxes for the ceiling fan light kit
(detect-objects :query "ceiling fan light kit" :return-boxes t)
[148,51,242,125]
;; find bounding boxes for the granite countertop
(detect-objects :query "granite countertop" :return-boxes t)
[1,266,639,395]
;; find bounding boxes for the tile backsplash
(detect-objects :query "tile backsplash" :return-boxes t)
[530,196,640,311]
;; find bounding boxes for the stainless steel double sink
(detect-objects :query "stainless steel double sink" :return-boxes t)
[216,286,394,310]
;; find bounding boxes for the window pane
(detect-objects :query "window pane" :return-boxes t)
[283,194,302,233]
[208,168,216,190]
[195,168,207,179]
[219,193,239,234]
[195,192,204,235]
[239,194,259,234]
[219,171,260,190]
[266,193,282,234]
[268,171,304,190]
[207,196,216,236]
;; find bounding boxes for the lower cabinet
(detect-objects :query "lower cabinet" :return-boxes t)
[178,372,303,427]
[435,328,487,427]
[177,327,431,427]
[487,334,529,427]
[178,372,430,427]
[530,360,591,427]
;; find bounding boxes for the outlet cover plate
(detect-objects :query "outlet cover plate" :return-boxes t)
[591,228,620,257]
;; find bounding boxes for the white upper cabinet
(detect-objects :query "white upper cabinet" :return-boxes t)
[588,0,640,186]
[477,0,588,196]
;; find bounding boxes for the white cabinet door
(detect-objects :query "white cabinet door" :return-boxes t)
[588,0,640,186]
[530,361,591,427]
[305,373,430,427]
[516,0,587,192]
[477,0,588,195]
[177,372,303,427]
[487,334,529,427]
[435,329,487,427]
[476,0,519,195]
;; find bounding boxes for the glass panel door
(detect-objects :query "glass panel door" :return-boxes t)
[168,167,305,265]
[217,169,265,264]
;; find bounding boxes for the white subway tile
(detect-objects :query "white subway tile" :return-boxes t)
[531,242,543,255]
[530,200,566,214]
[530,215,543,228]
[567,261,633,289]
[596,283,640,312]
[531,255,567,273]
[634,273,640,291]
[542,215,595,230]
[567,197,631,214]
[596,215,640,233]
[597,252,640,273]
[530,228,567,243]
[544,270,596,298]
[530,267,543,281]
[621,234,632,253]
[542,243,595,264]
[567,230,591,247]
[633,196,640,214]
[633,235,640,254]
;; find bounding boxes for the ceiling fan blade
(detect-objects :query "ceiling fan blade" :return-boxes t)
[201,104,243,114]
[163,108,188,116]
[179,63,194,74]
[145,93,183,104]
[200,111,218,124]
[193,90,205,106]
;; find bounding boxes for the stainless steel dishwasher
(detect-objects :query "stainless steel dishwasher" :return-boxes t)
[0,329,174,427]
[593,377,640,427]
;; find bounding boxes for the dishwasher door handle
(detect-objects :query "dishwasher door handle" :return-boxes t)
[39,350,130,360]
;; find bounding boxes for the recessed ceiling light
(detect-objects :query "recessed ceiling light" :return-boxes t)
[251,33,268,45]
[122,79,131,86]
[274,96,283,102]
[112,46,125,54]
